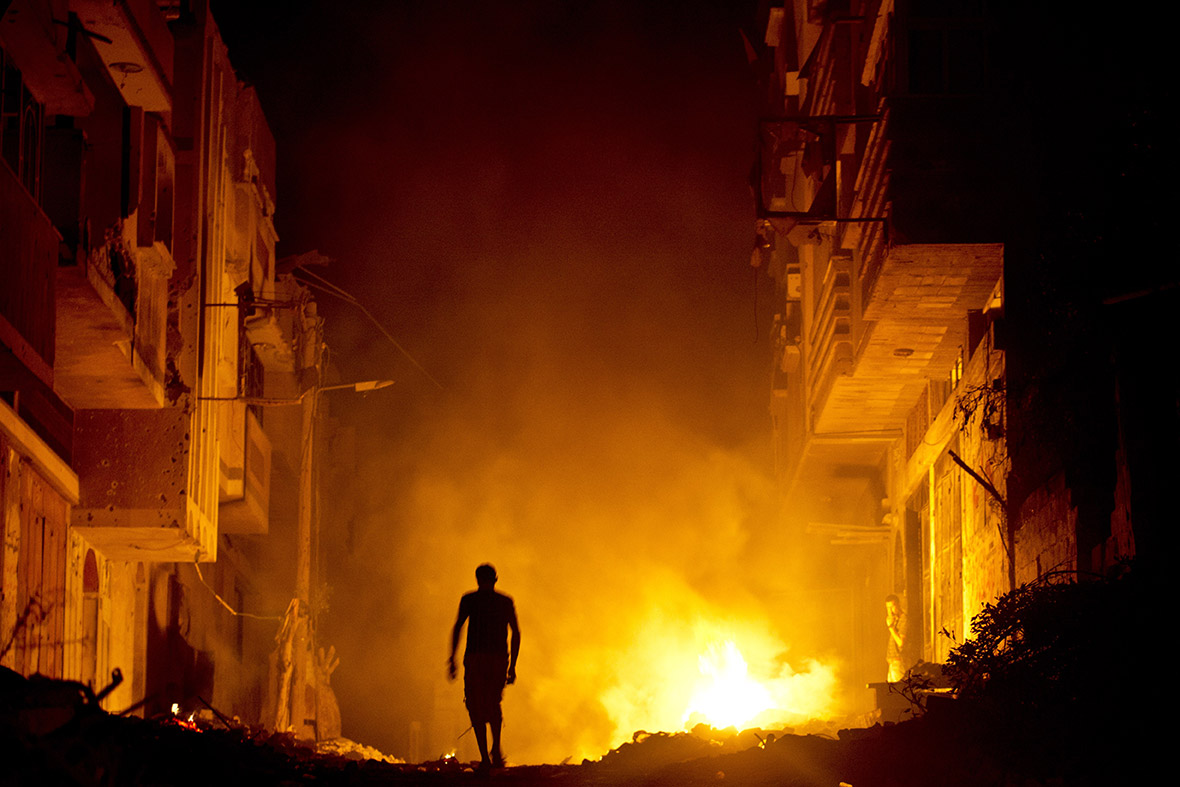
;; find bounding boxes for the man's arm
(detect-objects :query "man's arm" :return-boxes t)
[448,599,470,680]
[887,614,906,649]
[506,605,521,685]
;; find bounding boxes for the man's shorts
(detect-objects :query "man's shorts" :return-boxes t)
[464,652,508,723]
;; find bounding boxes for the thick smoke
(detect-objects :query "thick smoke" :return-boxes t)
[216,0,859,763]
[329,338,844,763]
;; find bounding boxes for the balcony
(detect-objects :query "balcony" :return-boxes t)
[54,235,170,409]
[812,243,1002,436]
[70,406,214,562]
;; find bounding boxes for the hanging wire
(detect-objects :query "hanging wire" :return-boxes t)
[193,559,285,621]
[293,266,445,392]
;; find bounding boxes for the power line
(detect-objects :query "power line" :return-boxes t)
[292,266,445,392]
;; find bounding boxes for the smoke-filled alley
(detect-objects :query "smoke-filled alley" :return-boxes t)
[1,1,1168,784]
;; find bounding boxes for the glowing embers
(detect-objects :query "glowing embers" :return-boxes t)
[684,640,774,729]
[167,702,201,732]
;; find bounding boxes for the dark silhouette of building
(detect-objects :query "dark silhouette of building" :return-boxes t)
[750,0,1170,696]
[2,0,342,738]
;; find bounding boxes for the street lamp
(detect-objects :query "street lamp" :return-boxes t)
[317,379,394,394]
[198,379,394,405]
[288,377,394,740]
[198,373,393,736]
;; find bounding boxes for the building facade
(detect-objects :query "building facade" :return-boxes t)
[2,0,336,738]
[752,0,1167,695]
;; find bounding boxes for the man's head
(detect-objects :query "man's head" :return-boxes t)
[885,594,901,616]
[475,563,497,589]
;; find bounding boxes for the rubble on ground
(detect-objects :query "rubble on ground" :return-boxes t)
[5,544,1150,784]
[315,736,404,764]
[0,676,1142,787]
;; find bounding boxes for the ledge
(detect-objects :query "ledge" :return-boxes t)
[0,397,79,504]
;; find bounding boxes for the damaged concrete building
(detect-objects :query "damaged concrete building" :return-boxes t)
[753,0,1170,698]
[2,0,338,738]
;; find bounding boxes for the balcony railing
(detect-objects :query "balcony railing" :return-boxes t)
[842,107,891,307]
[807,255,854,428]
[70,404,216,562]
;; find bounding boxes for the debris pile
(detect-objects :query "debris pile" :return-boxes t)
[0,666,416,785]
[315,736,403,764]
[595,724,790,773]
[0,568,1157,785]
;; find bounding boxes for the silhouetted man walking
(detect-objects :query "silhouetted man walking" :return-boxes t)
[448,564,520,770]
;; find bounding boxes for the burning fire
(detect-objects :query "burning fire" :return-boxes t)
[684,640,773,729]
[595,613,840,752]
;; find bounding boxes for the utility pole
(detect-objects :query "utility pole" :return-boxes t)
[291,296,323,741]
[291,383,317,740]
[279,293,392,740]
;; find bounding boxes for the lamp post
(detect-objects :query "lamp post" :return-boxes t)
[290,378,393,740]
[295,378,393,609]
[318,380,394,394]
[217,377,391,738]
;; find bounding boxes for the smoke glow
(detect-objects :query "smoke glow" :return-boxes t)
[215,0,866,765]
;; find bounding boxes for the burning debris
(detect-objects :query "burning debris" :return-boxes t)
[594,618,842,759]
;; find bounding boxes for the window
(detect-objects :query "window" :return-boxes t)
[1,46,45,199]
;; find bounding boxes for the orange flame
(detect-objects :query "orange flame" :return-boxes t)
[684,640,773,729]
[595,612,839,753]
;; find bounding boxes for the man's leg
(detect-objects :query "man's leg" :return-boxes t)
[489,660,507,765]
[490,709,503,765]
[465,659,492,766]
[471,716,490,765]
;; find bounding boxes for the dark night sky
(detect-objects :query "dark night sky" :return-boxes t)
[212,1,812,763]
[217,0,766,433]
